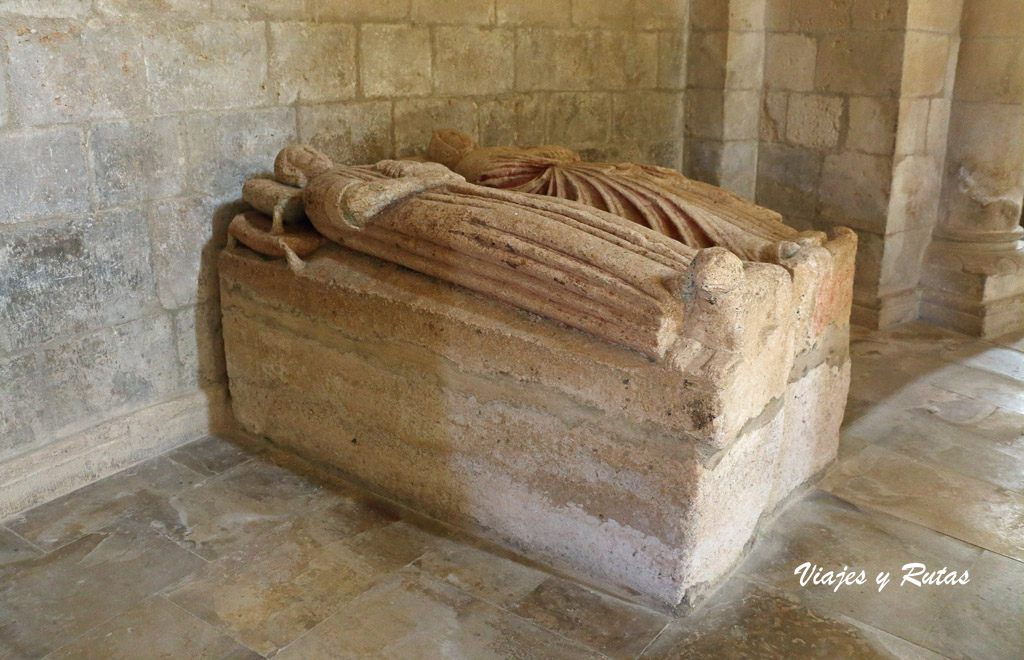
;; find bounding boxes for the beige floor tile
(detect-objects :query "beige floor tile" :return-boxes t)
[415,542,550,607]
[0,526,40,566]
[44,596,260,660]
[941,342,1024,382]
[0,518,205,659]
[166,434,257,477]
[738,490,981,647]
[142,456,347,560]
[4,456,205,551]
[639,577,949,660]
[928,363,1024,415]
[274,567,609,660]
[924,551,1024,660]
[509,576,670,660]
[821,445,1024,561]
[166,520,437,655]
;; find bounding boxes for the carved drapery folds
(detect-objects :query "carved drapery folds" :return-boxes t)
[228,139,855,358]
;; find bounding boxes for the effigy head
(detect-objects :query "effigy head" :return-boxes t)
[274,144,335,188]
[428,129,479,169]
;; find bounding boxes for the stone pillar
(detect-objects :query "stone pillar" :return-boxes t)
[684,0,767,200]
[921,0,1024,336]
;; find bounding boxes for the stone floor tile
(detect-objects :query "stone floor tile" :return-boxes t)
[844,389,1024,492]
[924,550,1024,660]
[165,520,431,655]
[928,363,1024,415]
[0,526,40,567]
[639,577,949,660]
[990,330,1024,354]
[738,490,981,647]
[274,567,610,660]
[415,542,551,607]
[43,595,261,660]
[940,342,1024,382]
[820,445,1024,560]
[142,456,347,560]
[4,455,205,551]
[166,434,257,477]
[509,575,670,660]
[0,518,205,659]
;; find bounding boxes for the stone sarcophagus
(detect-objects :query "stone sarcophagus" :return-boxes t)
[219,139,855,608]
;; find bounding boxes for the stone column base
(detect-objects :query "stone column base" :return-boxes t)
[851,288,921,330]
[920,234,1024,337]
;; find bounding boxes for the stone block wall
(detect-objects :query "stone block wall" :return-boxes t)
[753,0,969,328]
[0,0,689,516]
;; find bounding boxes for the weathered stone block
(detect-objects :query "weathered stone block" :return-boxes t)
[0,0,89,18]
[907,0,963,32]
[765,34,816,92]
[97,0,205,17]
[411,0,494,24]
[895,97,930,156]
[360,24,432,98]
[887,154,942,233]
[497,0,571,26]
[434,27,515,96]
[786,94,843,149]
[852,0,909,30]
[723,90,760,140]
[847,96,897,155]
[144,21,268,113]
[902,32,952,98]
[685,88,724,139]
[148,196,242,310]
[479,95,547,146]
[819,151,893,233]
[269,23,357,104]
[755,143,823,220]
[926,98,952,155]
[816,32,903,96]
[954,38,1024,104]
[880,228,932,294]
[726,31,766,90]
[36,315,180,438]
[0,209,158,352]
[184,108,296,198]
[211,0,306,18]
[173,301,226,389]
[312,0,409,21]
[659,31,688,89]
[0,352,40,459]
[729,0,767,31]
[720,139,758,200]
[690,0,728,31]
[90,117,186,208]
[614,91,684,141]
[791,0,853,31]
[548,93,610,144]
[5,22,146,125]
[962,0,1024,37]
[684,138,723,185]
[571,0,633,28]
[760,91,788,143]
[394,98,479,157]
[687,30,728,89]
[636,0,689,30]
[765,0,792,29]
[0,55,7,127]
[0,126,89,222]
[297,102,392,165]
